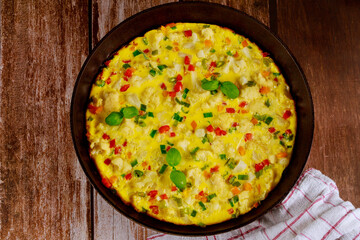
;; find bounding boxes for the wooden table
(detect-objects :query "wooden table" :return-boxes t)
[0,0,359,239]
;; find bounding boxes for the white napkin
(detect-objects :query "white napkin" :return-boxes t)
[148,169,360,240]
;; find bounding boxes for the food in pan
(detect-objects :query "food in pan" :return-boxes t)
[86,23,296,226]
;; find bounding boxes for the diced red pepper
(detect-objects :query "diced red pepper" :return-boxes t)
[233,52,239,58]
[122,60,131,63]
[160,83,167,90]
[199,191,205,196]
[104,60,111,66]
[191,120,197,130]
[215,127,222,136]
[285,129,292,135]
[143,48,149,53]
[104,158,111,165]
[124,68,134,78]
[123,76,129,82]
[263,159,270,166]
[210,165,219,173]
[244,133,253,142]
[176,74,183,81]
[123,141,128,147]
[120,84,130,92]
[166,146,171,152]
[148,190,158,198]
[171,186,177,192]
[124,173,132,180]
[170,132,176,137]
[221,130,227,136]
[262,52,270,57]
[226,108,235,113]
[268,127,276,133]
[174,81,183,92]
[279,135,284,140]
[149,205,159,215]
[102,133,110,140]
[102,178,112,188]
[160,194,168,200]
[110,139,116,148]
[255,159,270,172]
[114,146,122,155]
[159,125,170,133]
[105,78,111,84]
[283,110,291,119]
[239,101,248,108]
[210,61,217,68]
[188,64,195,71]
[232,122,239,127]
[228,208,234,214]
[206,125,214,132]
[168,91,176,98]
[88,104,103,114]
[274,77,278,82]
[184,30,192,38]
[148,165,151,170]
[184,56,190,65]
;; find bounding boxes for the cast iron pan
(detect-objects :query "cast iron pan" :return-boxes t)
[71,2,314,236]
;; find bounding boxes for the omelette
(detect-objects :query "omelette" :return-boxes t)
[86,23,296,226]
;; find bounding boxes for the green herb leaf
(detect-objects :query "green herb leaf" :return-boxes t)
[265,99,271,107]
[182,88,189,99]
[134,170,143,177]
[149,69,156,77]
[133,49,142,57]
[122,63,131,69]
[158,64,167,71]
[201,80,219,91]
[245,81,256,87]
[105,112,124,126]
[220,81,240,99]
[203,112,213,118]
[191,210,197,217]
[130,159,138,167]
[226,51,233,56]
[150,129,157,138]
[159,164,168,174]
[166,148,181,167]
[170,170,186,190]
[207,193,217,202]
[122,106,139,119]
[264,116,273,125]
[160,145,166,154]
[210,48,216,53]
[216,61,225,67]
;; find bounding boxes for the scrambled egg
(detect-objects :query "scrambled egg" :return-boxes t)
[86,23,296,226]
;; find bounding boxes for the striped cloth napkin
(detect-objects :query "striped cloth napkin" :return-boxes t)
[148,169,360,240]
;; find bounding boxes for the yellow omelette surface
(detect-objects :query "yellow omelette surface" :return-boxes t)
[86,23,296,226]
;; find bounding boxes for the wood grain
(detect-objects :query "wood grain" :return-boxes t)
[0,0,91,239]
[277,0,360,207]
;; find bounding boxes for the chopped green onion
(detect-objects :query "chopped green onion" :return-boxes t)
[265,99,271,107]
[137,192,146,197]
[190,147,200,155]
[122,63,131,69]
[210,89,218,95]
[264,116,273,125]
[199,201,206,211]
[216,61,225,67]
[280,140,285,147]
[159,164,168,174]
[245,81,256,87]
[148,112,154,117]
[171,26,177,30]
[167,141,174,146]
[201,58,208,69]
[228,199,234,207]
[210,48,216,53]
[203,112,213,118]
[168,77,177,83]
[247,46,252,49]
[273,72,281,77]
[263,58,272,66]
[95,79,105,87]
[150,129,157,138]
[238,174,249,180]
[232,181,241,187]
[142,37,148,45]
[186,182,192,188]
[151,50,158,55]
[140,104,147,112]
[87,117,93,121]
[163,36,169,41]
[141,207,148,213]
[219,154,227,160]
[134,170,143,177]
[121,174,125,178]
[201,164,209,171]
[191,210,197,217]
[166,45,173,50]
[182,88,189,99]
[149,69,156,77]
[233,195,239,203]
[160,145,166,154]
[130,159,138,167]
[226,51,233,56]
[172,112,183,122]
[207,193,217,202]
[254,113,267,121]
[202,135,209,144]
[158,64,167,71]
[203,24,210,28]
[229,176,236,184]
[132,49,142,57]
[173,197,183,207]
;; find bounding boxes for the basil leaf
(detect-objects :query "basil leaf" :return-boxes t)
[170,170,186,190]
[122,106,139,119]
[105,112,124,126]
[220,81,239,99]
[201,80,219,91]
[166,148,181,167]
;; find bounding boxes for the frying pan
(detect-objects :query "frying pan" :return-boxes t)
[71,2,314,236]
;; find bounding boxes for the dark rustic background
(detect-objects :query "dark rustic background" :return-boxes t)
[0,0,359,239]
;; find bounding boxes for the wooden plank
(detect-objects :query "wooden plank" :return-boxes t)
[0,0,91,239]
[91,1,270,239]
[277,0,360,206]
